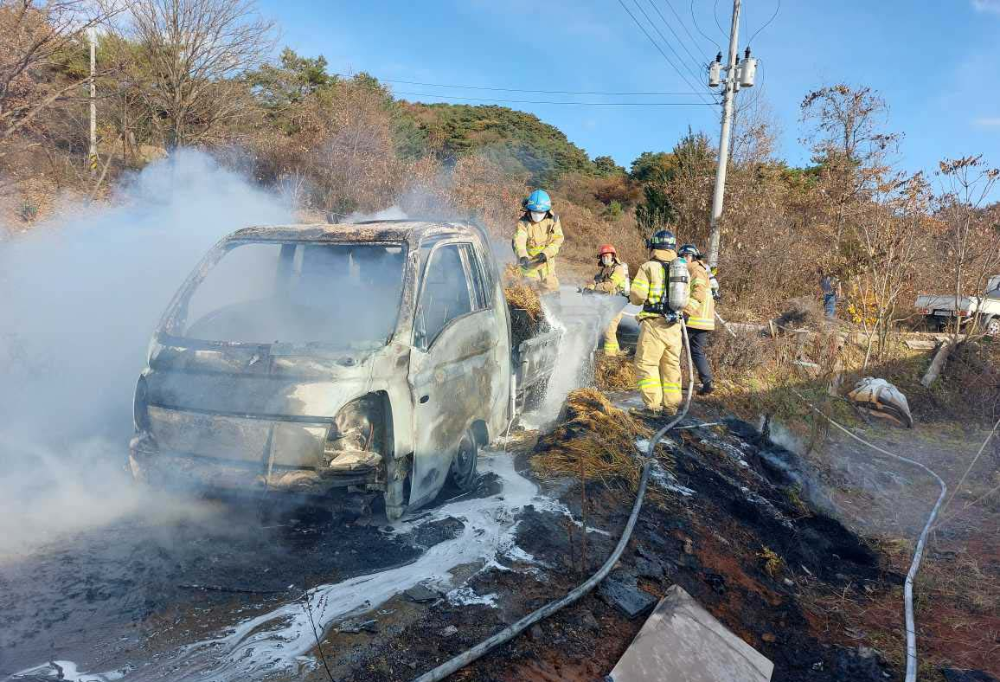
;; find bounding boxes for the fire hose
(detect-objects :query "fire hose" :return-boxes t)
[793,390,946,682]
[409,321,695,682]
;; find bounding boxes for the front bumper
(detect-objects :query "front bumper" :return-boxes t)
[129,435,381,497]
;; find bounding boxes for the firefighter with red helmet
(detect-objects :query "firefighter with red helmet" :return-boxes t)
[583,243,630,356]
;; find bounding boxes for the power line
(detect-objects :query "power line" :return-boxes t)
[713,0,727,39]
[337,74,705,96]
[662,0,711,56]
[616,0,717,106]
[690,0,722,50]
[632,0,707,96]
[646,0,707,79]
[392,91,717,106]
[747,0,781,47]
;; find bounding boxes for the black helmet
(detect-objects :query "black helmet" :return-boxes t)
[678,243,701,259]
[646,229,677,251]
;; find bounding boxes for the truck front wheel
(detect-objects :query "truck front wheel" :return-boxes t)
[986,317,1000,337]
[448,428,479,492]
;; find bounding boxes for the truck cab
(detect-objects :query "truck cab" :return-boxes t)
[129,221,527,519]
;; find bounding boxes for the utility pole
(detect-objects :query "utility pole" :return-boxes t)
[705,0,742,269]
[89,28,97,177]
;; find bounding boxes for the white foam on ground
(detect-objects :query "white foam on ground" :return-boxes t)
[649,461,696,497]
[10,660,125,681]
[11,452,565,681]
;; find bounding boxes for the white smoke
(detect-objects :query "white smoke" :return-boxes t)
[527,288,628,427]
[0,150,293,557]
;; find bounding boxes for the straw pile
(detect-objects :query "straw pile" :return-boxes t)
[594,353,636,392]
[503,263,545,347]
[532,388,654,492]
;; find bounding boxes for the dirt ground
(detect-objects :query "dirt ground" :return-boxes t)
[4,392,996,682]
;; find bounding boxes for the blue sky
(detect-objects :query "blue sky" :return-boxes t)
[257,0,1000,178]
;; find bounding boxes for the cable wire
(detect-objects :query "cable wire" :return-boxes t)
[393,91,717,106]
[662,0,710,55]
[746,0,781,47]
[338,75,704,97]
[645,0,707,80]
[794,389,946,682]
[617,0,718,107]
[632,0,710,99]
[690,0,722,50]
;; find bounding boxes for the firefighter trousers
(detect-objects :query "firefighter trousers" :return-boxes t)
[603,311,624,356]
[686,327,713,385]
[634,317,683,412]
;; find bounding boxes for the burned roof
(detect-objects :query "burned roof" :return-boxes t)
[228,221,480,247]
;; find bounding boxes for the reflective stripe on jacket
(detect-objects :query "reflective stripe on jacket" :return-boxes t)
[629,248,674,321]
[686,260,715,330]
[513,214,564,261]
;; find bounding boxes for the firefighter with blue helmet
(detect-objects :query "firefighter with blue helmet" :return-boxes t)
[629,229,708,417]
[513,189,564,292]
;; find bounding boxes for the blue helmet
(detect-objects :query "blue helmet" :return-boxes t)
[646,229,676,251]
[524,189,551,213]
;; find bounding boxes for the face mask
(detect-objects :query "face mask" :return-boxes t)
[601,255,613,266]
[529,211,546,223]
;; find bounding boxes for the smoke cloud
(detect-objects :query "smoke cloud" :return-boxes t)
[0,150,293,557]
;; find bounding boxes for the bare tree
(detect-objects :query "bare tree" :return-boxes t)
[800,84,899,246]
[112,0,275,148]
[853,172,931,367]
[0,0,121,153]
[936,156,1000,338]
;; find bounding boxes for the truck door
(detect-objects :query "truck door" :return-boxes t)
[407,242,499,508]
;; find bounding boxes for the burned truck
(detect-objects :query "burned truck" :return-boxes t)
[129,221,559,519]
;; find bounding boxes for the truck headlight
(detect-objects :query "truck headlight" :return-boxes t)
[325,395,380,459]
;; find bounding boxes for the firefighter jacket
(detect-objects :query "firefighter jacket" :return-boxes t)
[686,260,716,330]
[587,261,629,295]
[629,249,706,322]
[513,213,564,262]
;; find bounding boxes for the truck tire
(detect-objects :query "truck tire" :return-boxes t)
[448,428,479,492]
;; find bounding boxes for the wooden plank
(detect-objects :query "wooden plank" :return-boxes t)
[608,585,774,682]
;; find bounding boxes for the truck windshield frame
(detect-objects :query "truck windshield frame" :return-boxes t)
[159,239,409,351]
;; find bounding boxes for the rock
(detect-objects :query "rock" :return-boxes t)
[530,624,544,641]
[635,556,665,580]
[404,584,440,603]
[783,578,795,587]
[578,608,600,631]
[337,619,377,634]
[439,625,458,637]
[598,576,657,618]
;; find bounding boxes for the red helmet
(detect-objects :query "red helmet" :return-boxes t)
[598,244,617,257]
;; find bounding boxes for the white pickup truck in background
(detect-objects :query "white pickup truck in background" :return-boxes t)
[915,275,1000,336]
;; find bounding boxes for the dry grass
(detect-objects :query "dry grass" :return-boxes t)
[594,353,636,392]
[532,388,653,492]
[757,545,784,577]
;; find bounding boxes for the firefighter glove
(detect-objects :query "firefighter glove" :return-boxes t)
[533,252,548,264]
[519,256,531,269]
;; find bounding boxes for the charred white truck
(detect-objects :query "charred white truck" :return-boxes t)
[129,221,559,519]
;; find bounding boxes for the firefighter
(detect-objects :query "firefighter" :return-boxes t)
[513,189,564,292]
[583,244,630,356]
[629,230,708,417]
[678,244,715,395]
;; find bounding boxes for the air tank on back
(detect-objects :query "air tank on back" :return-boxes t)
[668,257,689,312]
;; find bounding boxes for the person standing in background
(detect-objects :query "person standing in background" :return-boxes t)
[820,270,841,319]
